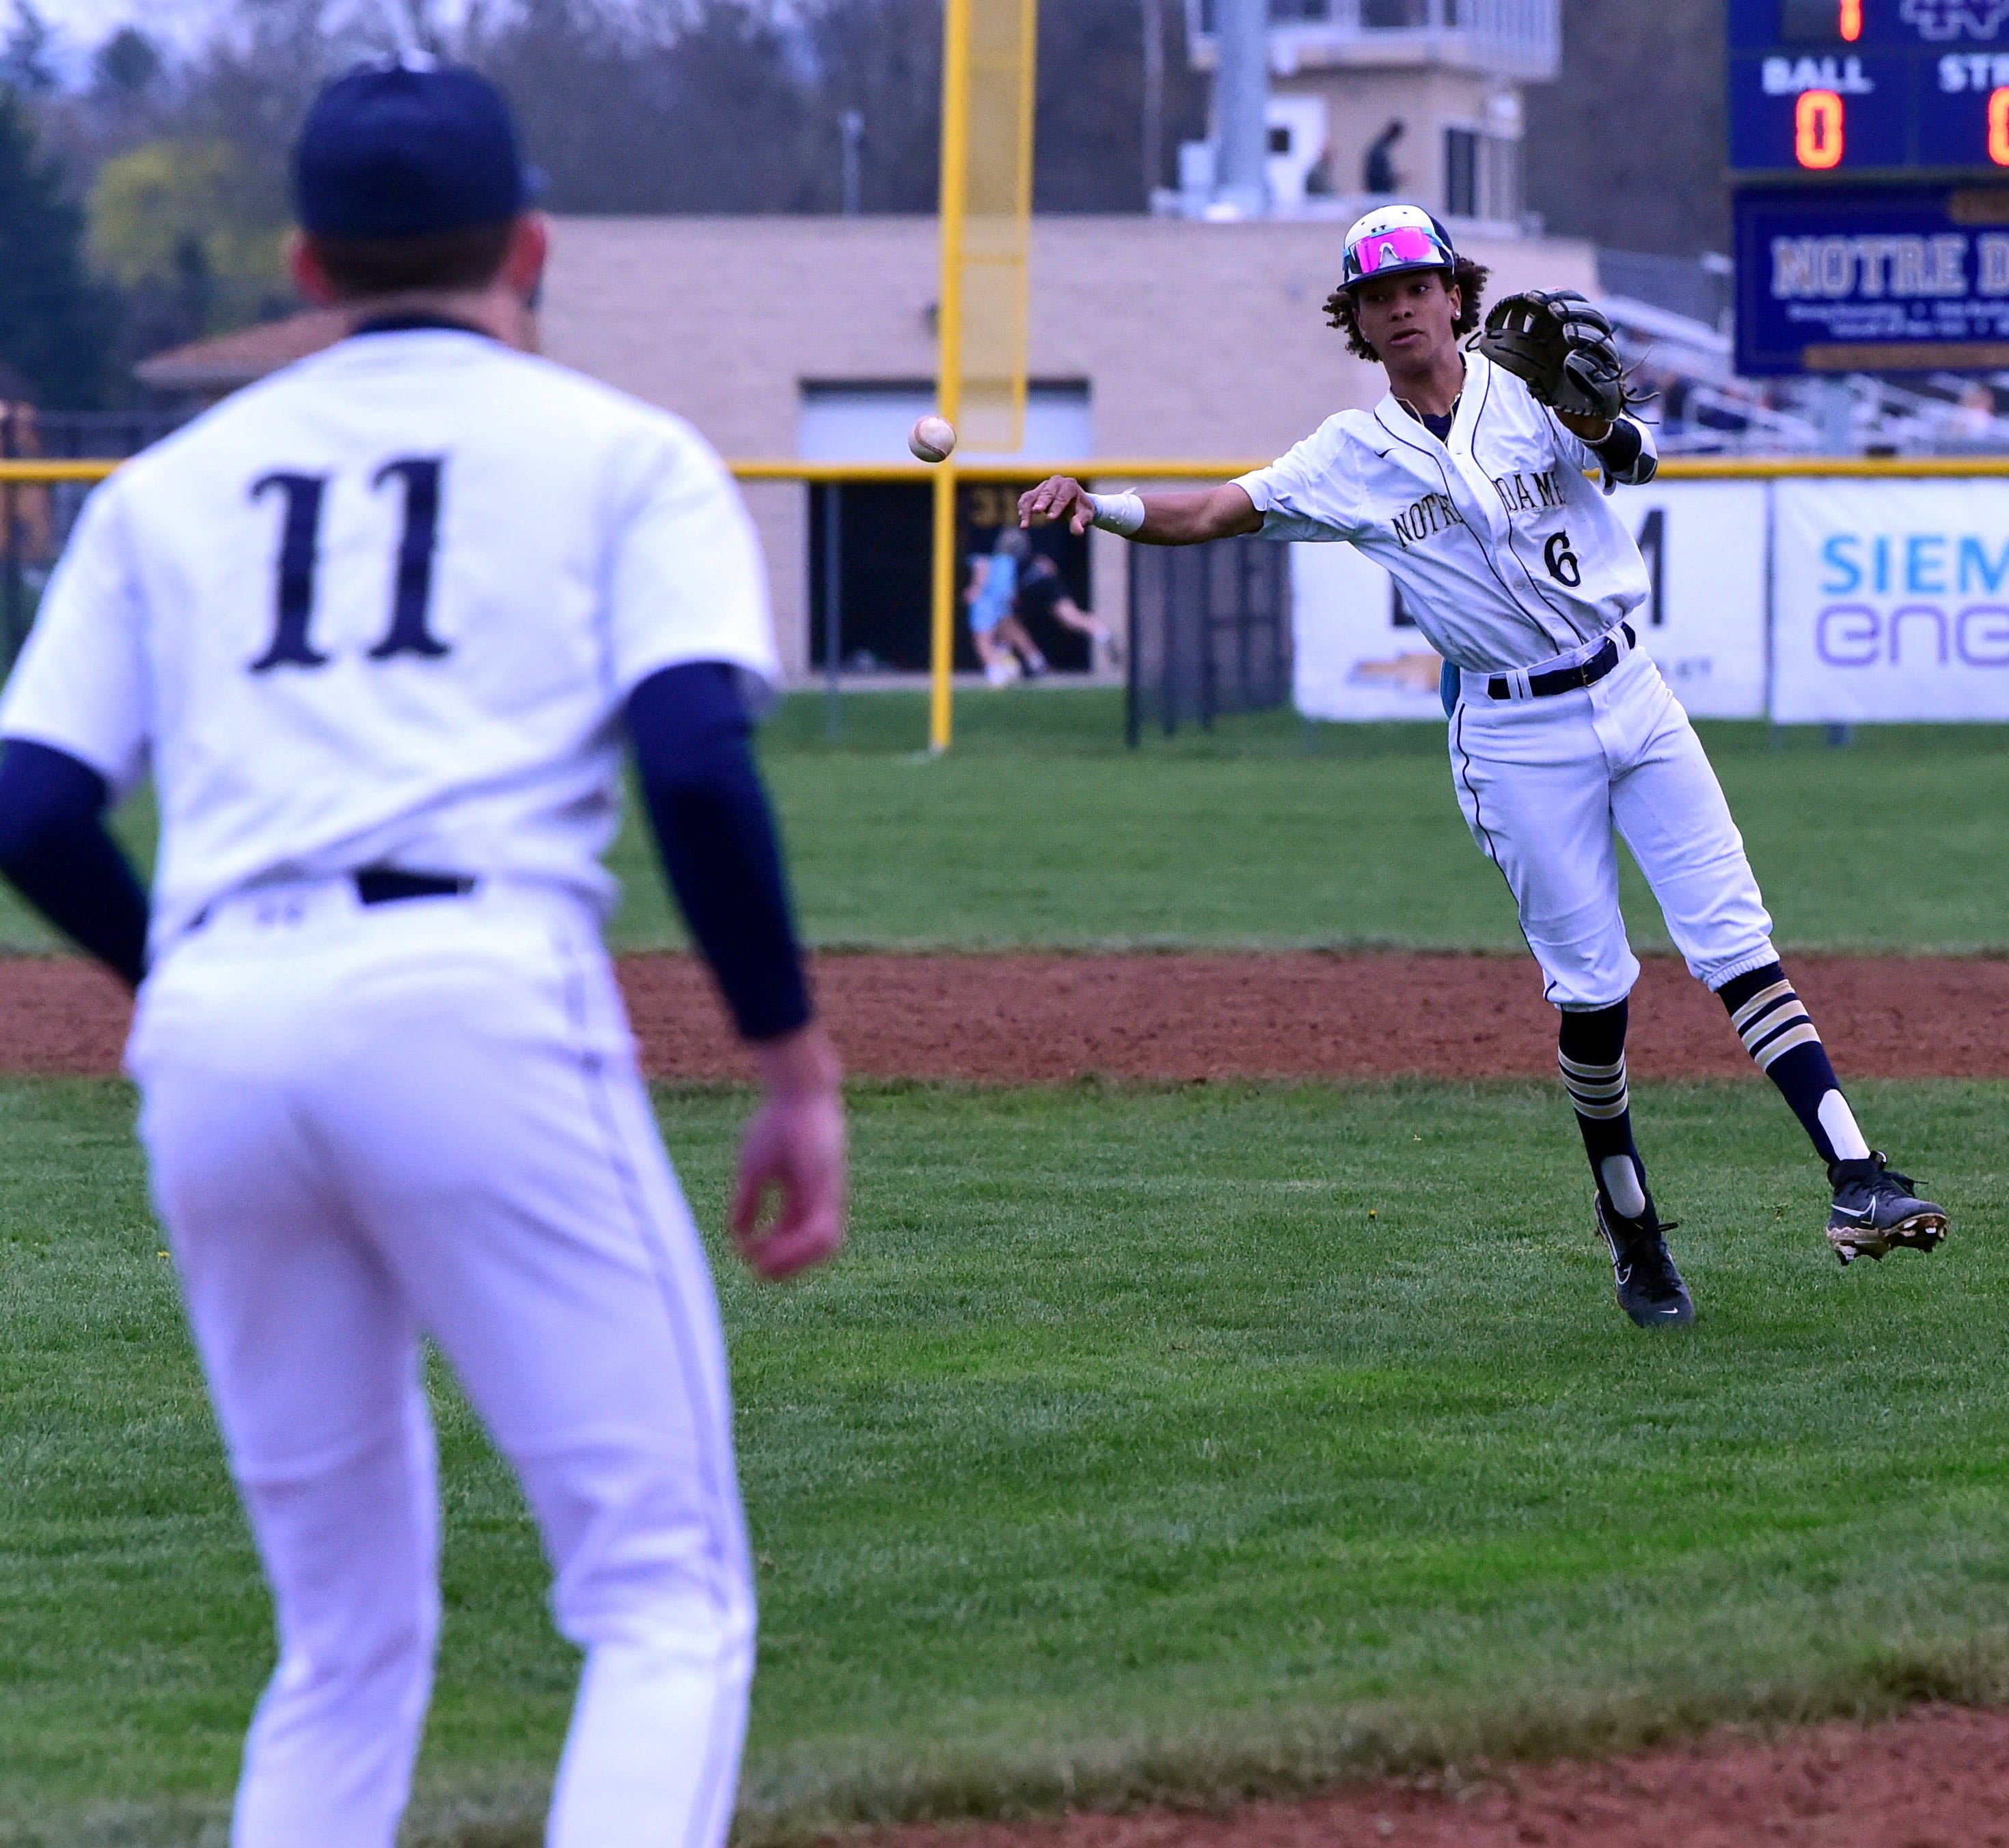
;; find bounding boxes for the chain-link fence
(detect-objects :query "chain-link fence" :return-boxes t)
[1125,535,1292,743]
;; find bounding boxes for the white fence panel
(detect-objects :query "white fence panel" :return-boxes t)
[1773,479,2009,724]
[1292,478,1770,722]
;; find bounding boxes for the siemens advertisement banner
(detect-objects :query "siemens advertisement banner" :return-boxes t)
[1773,478,2009,723]
[1292,481,1771,723]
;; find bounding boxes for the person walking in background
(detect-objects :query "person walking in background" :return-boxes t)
[966,527,1048,685]
[1015,550,1121,673]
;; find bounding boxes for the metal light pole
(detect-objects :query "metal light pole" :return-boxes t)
[1140,0,1164,205]
[1212,0,1269,219]
[840,109,864,215]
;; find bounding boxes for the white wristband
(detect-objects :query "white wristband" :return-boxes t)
[1088,491,1146,537]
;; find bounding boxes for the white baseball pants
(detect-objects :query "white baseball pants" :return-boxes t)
[1449,638,1778,1010]
[125,881,754,1848]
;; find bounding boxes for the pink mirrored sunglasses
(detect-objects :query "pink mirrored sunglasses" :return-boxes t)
[1344,225,1453,282]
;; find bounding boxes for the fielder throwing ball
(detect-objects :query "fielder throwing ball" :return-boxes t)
[0,63,845,1846]
[1022,205,1944,1327]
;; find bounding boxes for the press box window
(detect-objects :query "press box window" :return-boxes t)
[1444,128,1518,222]
[1445,127,1478,218]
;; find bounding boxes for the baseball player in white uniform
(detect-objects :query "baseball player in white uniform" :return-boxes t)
[0,64,845,1847]
[1022,205,1945,1326]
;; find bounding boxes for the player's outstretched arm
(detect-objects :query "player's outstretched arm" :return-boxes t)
[627,661,846,1282]
[1018,477,1262,546]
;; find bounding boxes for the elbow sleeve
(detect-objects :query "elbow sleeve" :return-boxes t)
[627,664,812,1042]
[0,739,106,862]
[0,739,149,989]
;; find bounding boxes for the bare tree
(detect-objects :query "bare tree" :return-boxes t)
[486,0,818,212]
[1522,0,1725,257]
[1033,0,1204,212]
[808,0,941,212]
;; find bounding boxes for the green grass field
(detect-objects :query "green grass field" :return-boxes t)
[2,689,2006,957]
[670,690,2009,954]
[4,689,2009,1845]
[5,1077,2007,1845]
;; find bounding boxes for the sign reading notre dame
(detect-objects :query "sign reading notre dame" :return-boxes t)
[1734,184,2009,373]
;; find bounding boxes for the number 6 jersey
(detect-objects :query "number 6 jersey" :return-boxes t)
[1232,348,1657,676]
[0,325,781,953]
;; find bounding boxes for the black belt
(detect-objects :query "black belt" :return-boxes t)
[1486,624,1635,701]
[185,867,475,935]
[354,867,477,905]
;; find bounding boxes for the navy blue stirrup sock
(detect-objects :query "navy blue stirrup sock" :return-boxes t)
[1715,961,1868,1169]
[1557,999,1650,1219]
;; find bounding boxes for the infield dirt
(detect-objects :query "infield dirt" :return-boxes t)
[882,1704,2009,1848]
[5,948,2008,1082]
[10,946,2009,1847]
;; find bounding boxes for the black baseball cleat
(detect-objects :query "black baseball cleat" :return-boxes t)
[1594,1194,1695,1327]
[1825,1153,1946,1266]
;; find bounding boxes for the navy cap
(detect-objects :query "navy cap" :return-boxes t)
[293,59,532,239]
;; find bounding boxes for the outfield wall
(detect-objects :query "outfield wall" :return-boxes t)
[1294,473,2009,724]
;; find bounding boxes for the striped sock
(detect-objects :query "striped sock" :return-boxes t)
[1559,1049,1630,1120]
[1559,1002,1649,1220]
[1716,961,1869,1168]
[1725,972,1820,1070]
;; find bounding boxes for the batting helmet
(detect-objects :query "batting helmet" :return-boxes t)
[1339,204,1458,292]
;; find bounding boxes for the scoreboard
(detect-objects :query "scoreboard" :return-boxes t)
[1730,0,2009,179]
[1730,1,2009,372]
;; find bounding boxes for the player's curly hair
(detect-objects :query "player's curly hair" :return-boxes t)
[1322,257,1490,361]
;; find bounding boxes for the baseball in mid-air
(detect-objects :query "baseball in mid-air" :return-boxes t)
[909,415,957,463]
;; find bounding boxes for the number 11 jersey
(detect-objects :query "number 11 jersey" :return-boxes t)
[0,325,780,952]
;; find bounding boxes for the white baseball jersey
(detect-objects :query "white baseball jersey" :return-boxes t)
[29,322,778,1848]
[1234,350,1656,674]
[1230,348,1769,1011]
[0,327,779,952]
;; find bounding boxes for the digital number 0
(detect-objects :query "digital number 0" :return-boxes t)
[1991,88,2009,167]
[1794,89,1845,170]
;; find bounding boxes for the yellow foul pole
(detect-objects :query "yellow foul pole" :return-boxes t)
[929,0,972,755]
[930,0,1039,754]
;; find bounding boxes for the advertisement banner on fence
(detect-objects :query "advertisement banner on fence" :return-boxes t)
[1773,479,2009,724]
[1292,479,1770,722]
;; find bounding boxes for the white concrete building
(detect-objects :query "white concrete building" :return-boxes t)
[1174,0,1561,233]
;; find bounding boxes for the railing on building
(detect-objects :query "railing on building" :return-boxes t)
[1187,0,1559,79]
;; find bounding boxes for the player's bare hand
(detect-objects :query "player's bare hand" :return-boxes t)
[733,1023,847,1281]
[1019,476,1095,536]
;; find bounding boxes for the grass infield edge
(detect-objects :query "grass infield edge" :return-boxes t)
[8,1633,2009,1848]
